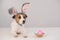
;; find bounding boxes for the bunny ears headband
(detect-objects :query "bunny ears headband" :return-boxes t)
[8,3,30,15]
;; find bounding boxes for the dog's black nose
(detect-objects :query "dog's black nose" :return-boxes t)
[23,20,25,24]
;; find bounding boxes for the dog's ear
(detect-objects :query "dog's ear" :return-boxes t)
[12,15,15,19]
[21,3,30,13]
[8,7,17,15]
[22,13,28,18]
[25,14,27,18]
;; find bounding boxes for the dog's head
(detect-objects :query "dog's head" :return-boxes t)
[12,13,27,25]
[8,3,30,25]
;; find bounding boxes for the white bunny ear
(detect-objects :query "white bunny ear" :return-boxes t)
[8,7,17,15]
[21,3,30,13]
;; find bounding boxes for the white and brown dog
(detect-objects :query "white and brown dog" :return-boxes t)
[8,3,30,38]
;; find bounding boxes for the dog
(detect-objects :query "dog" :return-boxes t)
[8,3,30,38]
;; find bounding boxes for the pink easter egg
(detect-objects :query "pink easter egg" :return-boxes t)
[38,30,44,35]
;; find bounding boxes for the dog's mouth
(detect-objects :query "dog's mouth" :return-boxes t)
[19,24,22,26]
[17,23,22,26]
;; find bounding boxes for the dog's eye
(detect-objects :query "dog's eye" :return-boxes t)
[19,16,21,19]
[23,16,26,19]
[23,17,25,19]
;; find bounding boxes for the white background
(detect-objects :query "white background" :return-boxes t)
[0,0,60,27]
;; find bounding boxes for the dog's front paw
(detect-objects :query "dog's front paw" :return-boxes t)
[23,36,28,38]
[14,35,18,37]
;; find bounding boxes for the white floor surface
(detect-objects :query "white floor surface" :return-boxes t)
[0,27,60,40]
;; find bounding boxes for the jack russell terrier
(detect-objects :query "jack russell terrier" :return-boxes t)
[8,3,30,38]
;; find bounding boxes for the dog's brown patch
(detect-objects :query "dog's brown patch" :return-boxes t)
[15,14,21,23]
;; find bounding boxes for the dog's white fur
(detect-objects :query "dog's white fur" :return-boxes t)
[11,15,27,37]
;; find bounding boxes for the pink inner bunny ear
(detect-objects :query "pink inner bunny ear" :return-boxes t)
[22,3,30,12]
[13,8,17,15]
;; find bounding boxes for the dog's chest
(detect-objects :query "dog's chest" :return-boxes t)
[11,20,24,30]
